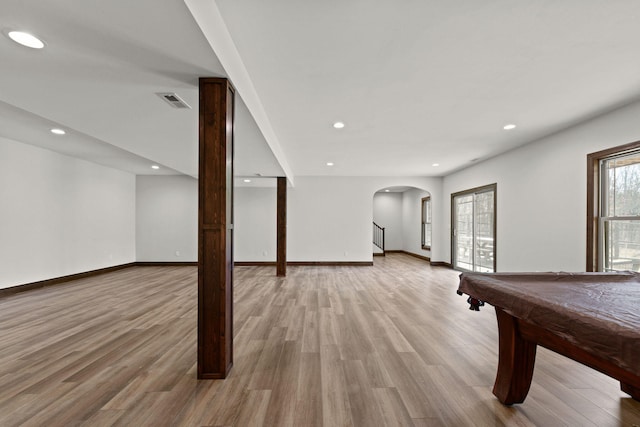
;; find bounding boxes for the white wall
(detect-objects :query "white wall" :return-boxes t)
[136,175,198,262]
[233,176,442,263]
[286,176,443,262]
[0,141,441,287]
[234,186,277,262]
[0,137,136,289]
[402,188,431,258]
[372,193,403,250]
[441,99,640,272]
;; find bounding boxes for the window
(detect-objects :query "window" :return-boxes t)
[587,141,640,272]
[451,184,496,272]
[421,196,432,250]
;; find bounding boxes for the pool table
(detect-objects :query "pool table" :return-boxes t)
[457,271,640,405]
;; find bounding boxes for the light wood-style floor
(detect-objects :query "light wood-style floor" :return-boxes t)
[0,254,638,426]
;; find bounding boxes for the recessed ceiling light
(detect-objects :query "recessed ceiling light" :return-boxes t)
[151,165,160,170]
[7,31,45,49]
[385,189,390,192]
[503,124,516,130]
[243,179,251,183]
[432,163,440,167]
[50,128,65,135]
[333,122,345,129]
[326,162,334,166]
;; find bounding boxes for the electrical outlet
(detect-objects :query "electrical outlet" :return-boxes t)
[175,250,180,257]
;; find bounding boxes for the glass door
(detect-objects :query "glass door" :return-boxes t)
[453,194,474,271]
[452,184,496,272]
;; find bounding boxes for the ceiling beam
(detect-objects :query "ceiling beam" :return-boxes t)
[184,0,295,186]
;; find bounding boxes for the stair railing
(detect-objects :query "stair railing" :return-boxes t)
[373,222,385,253]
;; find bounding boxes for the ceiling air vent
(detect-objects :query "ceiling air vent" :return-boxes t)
[156,92,191,109]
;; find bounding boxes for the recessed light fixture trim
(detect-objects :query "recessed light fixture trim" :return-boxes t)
[432,163,440,167]
[333,122,345,129]
[503,124,516,130]
[326,162,334,166]
[151,165,160,170]
[50,128,65,135]
[385,189,390,192]
[243,179,251,183]
[7,31,45,49]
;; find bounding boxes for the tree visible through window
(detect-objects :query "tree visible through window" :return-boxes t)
[421,196,431,250]
[588,142,640,272]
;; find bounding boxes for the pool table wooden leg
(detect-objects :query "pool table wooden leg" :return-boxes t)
[493,307,537,405]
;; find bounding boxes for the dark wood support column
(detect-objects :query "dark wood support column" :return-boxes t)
[276,176,287,277]
[198,77,234,379]
[493,307,537,404]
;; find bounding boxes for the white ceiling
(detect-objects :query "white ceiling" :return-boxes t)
[0,0,283,178]
[3,1,640,181]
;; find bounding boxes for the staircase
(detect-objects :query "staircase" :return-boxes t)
[373,222,385,256]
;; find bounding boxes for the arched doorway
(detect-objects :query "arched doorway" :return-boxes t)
[372,186,431,260]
